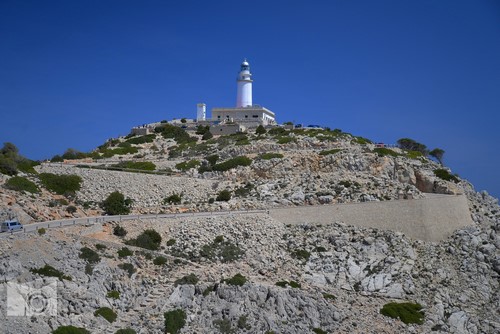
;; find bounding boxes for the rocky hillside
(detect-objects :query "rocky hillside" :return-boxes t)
[0,125,498,333]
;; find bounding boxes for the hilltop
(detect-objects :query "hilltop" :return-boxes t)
[0,123,498,333]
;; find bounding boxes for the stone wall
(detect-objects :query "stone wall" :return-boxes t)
[270,194,473,242]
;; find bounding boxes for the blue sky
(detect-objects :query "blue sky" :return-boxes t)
[1,0,499,198]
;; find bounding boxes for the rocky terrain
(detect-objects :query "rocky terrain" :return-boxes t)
[0,125,499,333]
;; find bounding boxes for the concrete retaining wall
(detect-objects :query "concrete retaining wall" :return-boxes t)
[269,194,473,242]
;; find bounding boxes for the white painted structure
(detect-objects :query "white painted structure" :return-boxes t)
[196,103,206,121]
[236,59,253,107]
[210,59,276,126]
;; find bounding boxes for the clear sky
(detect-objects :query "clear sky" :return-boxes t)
[1,0,499,198]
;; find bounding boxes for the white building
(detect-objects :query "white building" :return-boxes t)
[211,59,276,126]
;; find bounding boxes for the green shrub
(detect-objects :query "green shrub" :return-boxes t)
[112,161,156,171]
[94,307,117,323]
[212,156,252,172]
[260,153,284,160]
[397,138,428,155]
[79,247,101,264]
[202,131,213,140]
[125,134,156,145]
[406,150,424,159]
[206,154,219,166]
[255,124,267,135]
[222,273,247,286]
[275,280,301,288]
[85,263,94,275]
[153,256,168,266]
[37,228,46,235]
[66,205,77,214]
[312,328,328,334]
[214,235,224,243]
[107,290,120,299]
[30,264,72,281]
[213,319,233,333]
[175,159,200,171]
[166,239,176,246]
[95,244,107,250]
[319,149,342,156]
[434,169,459,183]
[113,225,127,237]
[291,249,311,261]
[216,189,232,202]
[354,136,372,145]
[323,293,336,300]
[234,183,254,197]
[4,176,39,193]
[277,137,294,144]
[52,325,90,334]
[118,247,133,258]
[101,191,132,215]
[268,127,288,136]
[373,148,400,157]
[238,315,251,330]
[155,124,196,144]
[164,194,182,204]
[196,125,210,135]
[380,302,424,325]
[174,273,199,286]
[114,329,136,334]
[208,198,215,204]
[118,263,135,277]
[164,309,186,334]
[203,285,215,296]
[39,173,82,195]
[126,229,162,250]
[200,238,244,263]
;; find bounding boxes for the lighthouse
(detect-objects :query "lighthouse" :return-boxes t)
[236,59,253,108]
[211,59,275,126]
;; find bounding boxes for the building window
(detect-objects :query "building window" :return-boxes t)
[252,115,259,118]
[245,115,248,118]
[217,116,221,119]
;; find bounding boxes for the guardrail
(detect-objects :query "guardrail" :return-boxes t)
[0,209,268,237]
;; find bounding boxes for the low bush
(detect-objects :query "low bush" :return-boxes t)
[275,280,301,288]
[234,183,254,197]
[164,309,186,334]
[202,285,215,296]
[164,194,182,204]
[319,149,342,156]
[166,239,176,246]
[373,147,399,157]
[212,156,252,172]
[39,173,82,195]
[268,127,288,136]
[406,150,424,159]
[175,159,200,171]
[222,273,247,286]
[66,205,77,214]
[312,328,328,334]
[118,263,135,277]
[30,264,72,281]
[79,247,101,264]
[200,237,244,263]
[37,228,46,235]
[174,273,199,286]
[113,225,127,237]
[255,124,267,135]
[101,191,132,215]
[291,249,311,261]
[4,176,39,193]
[260,153,284,160]
[153,256,168,265]
[206,154,219,166]
[434,169,459,183]
[114,329,136,334]
[277,137,294,144]
[126,229,162,250]
[216,189,232,202]
[117,247,133,258]
[354,136,372,145]
[107,290,120,299]
[95,244,107,250]
[380,302,424,325]
[323,293,336,300]
[112,161,156,171]
[238,315,251,330]
[94,307,117,323]
[52,326,90,334]
[125,134,156,145]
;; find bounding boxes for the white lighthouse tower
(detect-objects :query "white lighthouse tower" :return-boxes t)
[236,59,253,108]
